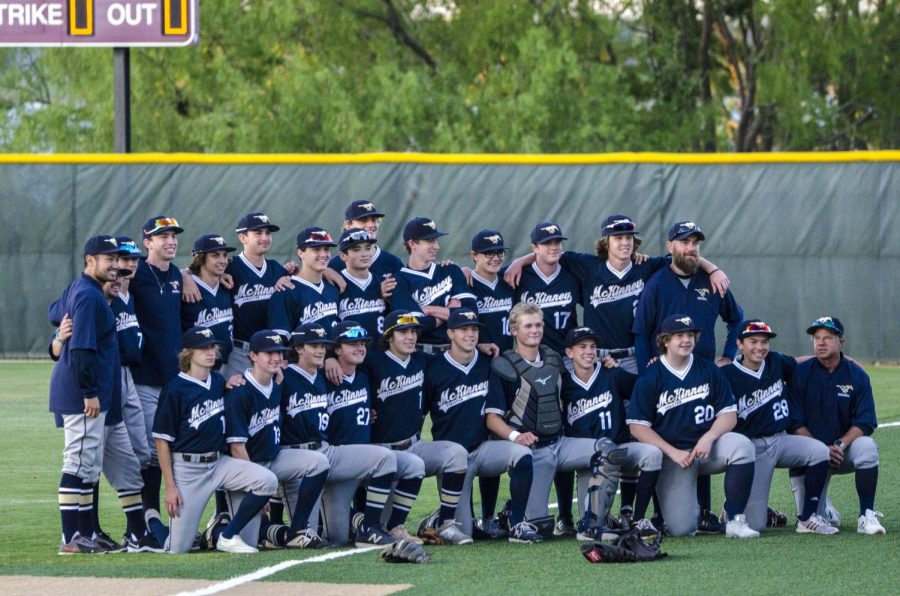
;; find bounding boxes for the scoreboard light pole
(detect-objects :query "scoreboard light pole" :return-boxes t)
[113,47,131,153]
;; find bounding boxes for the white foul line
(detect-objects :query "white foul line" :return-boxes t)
[174,546,380,596]
[880,420,900,428]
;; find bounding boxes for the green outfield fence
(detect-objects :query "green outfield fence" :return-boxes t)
[1,151,898,359]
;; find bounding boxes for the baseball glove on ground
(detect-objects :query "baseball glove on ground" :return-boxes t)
[767,507,788,527]
[416,526,446,545]
[380,539,430,564]
[581,527,667,564]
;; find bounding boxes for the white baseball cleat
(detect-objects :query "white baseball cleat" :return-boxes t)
[857,510,886,535]
[796,513,839,535]
[725,514,760,539]
[216,534,258,554]
[437,520,474,545]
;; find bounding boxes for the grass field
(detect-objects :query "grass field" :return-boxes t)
[1,361,898,594]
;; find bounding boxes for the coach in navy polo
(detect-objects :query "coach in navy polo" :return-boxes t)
[49,235,128,554]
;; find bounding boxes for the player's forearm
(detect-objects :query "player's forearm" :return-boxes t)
[229,442,251,461]
[156,439,176,489]
[485,413,515,439]
[840,426,865,447]
[704,411,737,441]
[629,424,678,459]
[698,257,719,274]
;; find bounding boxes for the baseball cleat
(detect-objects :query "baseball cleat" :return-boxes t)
[697,509,725,534]
[616,509,634,530]
[650,511,669,536]
[553,518,577,537]
[725,514,760,539]
[286,527,330,549]
[216,534,258,554]
[473,516,506,540]
[632,518,661,537]
[497,499,513,532]
[203,512,232,550]
[437,520,474,545]
[261,524,289,549]
[59,535,105,555]
[576,525,624,542]
[508,521,543,544]
[767,506,789,528]
[389,524,424,544]
[857,509,886,535]
[416,508,440,536]
[355,522,399,547]
[127,532,165,554]
[796,513,839,535]
[823,497,842,527]
[93,531,126,553]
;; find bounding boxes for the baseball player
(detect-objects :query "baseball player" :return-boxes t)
[632,220,743,532]
[224,330,332,549]
[626,314,759,538]
[153,327,279,553]
[219,212,292,380]
[130,216,185,520]
[468,229,515,355]
[561,326,662,536]
[723,319,837,533]
[788,317,885,534]
[268,227,340,336]
[49,235,128,554]
[278,322,397,548]
[365,310,472,544]
[336,228,389,340]
[111,237,152,471]
[484,302,598,534]
[419,308,540,543]
[181,234,237,370]
[391,217,477,352]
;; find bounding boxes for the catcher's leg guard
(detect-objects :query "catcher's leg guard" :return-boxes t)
[580,438,628,530]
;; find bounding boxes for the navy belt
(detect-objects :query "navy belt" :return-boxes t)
[597,347,635,359]
[285,441,323,451]
[384,433,420,451]
[534,436,560,449]
[178,452,219,463]
[233,339,249,349]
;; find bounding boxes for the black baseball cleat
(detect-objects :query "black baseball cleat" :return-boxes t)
[355,522,399,547]
[126,532,165,553]
[473,516,506,540]
[697,509,725,534]
[93,531,127,553]
[497,499,513,532]
[553,517,577,537]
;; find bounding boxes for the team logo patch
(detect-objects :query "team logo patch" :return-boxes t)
[257,214,270,223]
[484,234,502,244]
[198,328,214,338]
[541,225,559,234]
[105,238,118,246]
[816,317,834,325]
[170,281,180,291]
[459,311,477,320]
[211,236,226,245]
[266,334,283,344]
[423,220,437,229]
[676,316,693,326]
[836,384,853,397]
[695,288,710,298]
[360,202,376,212]
[682,221,698,230]
[312,328,326,337]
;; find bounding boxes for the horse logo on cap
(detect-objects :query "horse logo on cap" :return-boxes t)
[484,234,502,244]
[312,328,326,337]
[460,311,477,320]
[682,222,697,229]
[541,225,559,234]
[266,335,283,344]
[257,214,270,223]
[423,220,437,229]
[815,317,834,325]
[212,236,225,245]
[105,238,118,247]
[360,203,376,212]
[676,316,694,326]
[198,329,214,338]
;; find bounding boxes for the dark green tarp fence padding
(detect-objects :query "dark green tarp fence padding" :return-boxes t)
[1,154,897,360]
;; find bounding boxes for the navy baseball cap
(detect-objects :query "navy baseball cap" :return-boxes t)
[142,216,184,238]
[296,227,337,249]
[447,308,484,330]
[345,200,385,221]
[806,316,844,337]
[472,229,508,253]
[331,321,371,344]
[115,236,142,258]
[739,319,777,339]
[565,326,601,349]
[382,310,423,336]
[667,221,706,242]
[403,217,447,242]
[192,234,237,255]
[659,314,701,335]
[339,227,377,253]
[291,322,334,346]
[530,222,567,244]
[249,329,291,353]
[181,326,224,349]
[236,212,280,233]
[600,215,638,238]
[83,235,130,257]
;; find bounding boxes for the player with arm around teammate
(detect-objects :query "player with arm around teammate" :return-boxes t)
[788,317,885,535]
[153,327,279,553]
[627,315,758,538]
[224,330,331,550]
[723,319,836,534]
[561,327,662,538]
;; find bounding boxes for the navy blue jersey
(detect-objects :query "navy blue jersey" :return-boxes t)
[632,267,743,370]
[267,276,340,336]
[392,262,477,345]
[280,364,329,445]
[152,372,227,454]
[111,292,142,367]
[339,270,387,339]
[325,370,372,445]
[130,259,183,386]
[627,355,737,450]
[424,352,491,452]
[470,271,515,352]
[226,253,287,342]
[561,365,636,443]
[328,246,403,279]
[180,276,234,369]
[48,274,119,415]
[363,350,427,443]
[789,355,878,444]
[561,252,668,350]
[723,352,798,438]
[225,372,282,462]
[515,263,580,355]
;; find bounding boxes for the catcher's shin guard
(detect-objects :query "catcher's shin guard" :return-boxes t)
[581,438,628,530]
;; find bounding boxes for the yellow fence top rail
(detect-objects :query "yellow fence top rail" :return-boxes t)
[0,151,898,165]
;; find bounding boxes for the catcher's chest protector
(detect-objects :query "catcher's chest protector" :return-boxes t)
[492,347,563,439]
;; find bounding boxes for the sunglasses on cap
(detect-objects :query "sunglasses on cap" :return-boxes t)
[384,314,421,335]
[344,230,373,242]
[743,322,772,334]
[339,327,368,340]
[145,217,180,234]
[604,220,636,233]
